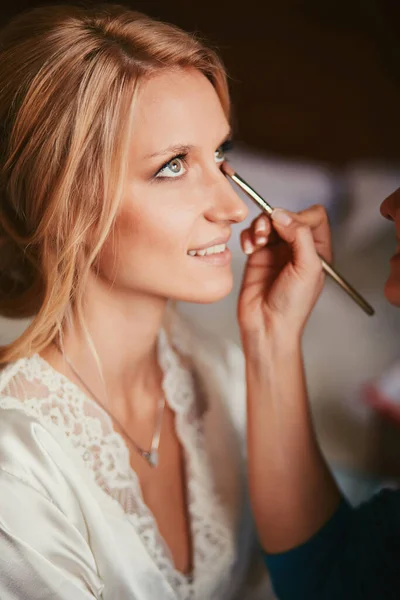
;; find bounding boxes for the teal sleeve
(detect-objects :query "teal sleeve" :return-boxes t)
[264,489,400,599]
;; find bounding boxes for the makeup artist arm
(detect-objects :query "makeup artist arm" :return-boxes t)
[238,207,400,599]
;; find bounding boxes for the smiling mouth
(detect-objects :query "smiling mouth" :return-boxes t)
[187,243,227,257]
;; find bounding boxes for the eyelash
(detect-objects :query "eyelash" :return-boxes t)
[153,139,234,181]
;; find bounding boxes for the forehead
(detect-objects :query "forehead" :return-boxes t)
[131,68,229,154]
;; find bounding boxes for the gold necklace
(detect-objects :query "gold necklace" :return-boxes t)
[60,347,165,468]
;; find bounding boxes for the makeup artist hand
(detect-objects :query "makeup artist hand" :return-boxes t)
[237,205,332,342]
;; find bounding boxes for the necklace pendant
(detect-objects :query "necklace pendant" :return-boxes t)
[149,450,158,467]
[61,349,165,471]
[142,449,158,468]
[148,450,158,468]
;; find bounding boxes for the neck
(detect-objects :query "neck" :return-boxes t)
[58,274,170,421]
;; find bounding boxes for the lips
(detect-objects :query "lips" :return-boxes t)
[188,233,231,253]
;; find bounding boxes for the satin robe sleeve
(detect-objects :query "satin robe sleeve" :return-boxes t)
[0,408,104,600]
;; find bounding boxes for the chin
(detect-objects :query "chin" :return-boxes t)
[384,276,400,307]
[179,273,233,304]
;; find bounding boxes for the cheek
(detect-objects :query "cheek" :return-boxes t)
[99,199,195,275]
[117,201,194,253]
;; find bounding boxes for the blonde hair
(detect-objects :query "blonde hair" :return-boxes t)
[0,3,230,364]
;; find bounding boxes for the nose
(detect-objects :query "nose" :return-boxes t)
[380,187,400,222]
[202,167,249,225]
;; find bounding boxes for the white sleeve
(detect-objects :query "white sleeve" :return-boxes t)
[0,407,104,600]
[0,468,104,600]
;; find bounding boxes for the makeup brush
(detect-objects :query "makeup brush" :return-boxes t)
[222,162,374,317]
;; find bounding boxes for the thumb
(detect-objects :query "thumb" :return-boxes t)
[270,209,321,272]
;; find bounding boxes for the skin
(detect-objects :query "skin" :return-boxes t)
[240,167,400,552]
[41,67,249,574]
[380,187,400,306]
[41,60,396,571]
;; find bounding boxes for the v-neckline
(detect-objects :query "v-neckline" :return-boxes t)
[32,327,198,586]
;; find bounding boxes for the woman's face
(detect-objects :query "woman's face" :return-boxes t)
[381,187,400,305]
[99,68,248,304]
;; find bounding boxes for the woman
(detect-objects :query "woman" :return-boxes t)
[242,178,400,595]
[0,3,278,598]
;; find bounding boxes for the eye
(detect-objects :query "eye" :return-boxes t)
[155,157,187,179]
[214,147,225,163]
[215,139,234,164]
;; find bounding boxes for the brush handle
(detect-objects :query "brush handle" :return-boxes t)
[320,258,374,315]
[229,171,375,316]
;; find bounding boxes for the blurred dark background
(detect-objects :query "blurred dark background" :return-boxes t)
[1,0,399,166]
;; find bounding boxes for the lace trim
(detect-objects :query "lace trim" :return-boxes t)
[0,325,235,599]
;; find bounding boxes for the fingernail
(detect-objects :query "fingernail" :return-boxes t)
[271,209,292,226]
[255,218,267,233]
[243,240,254,254]
[256,236,267,245]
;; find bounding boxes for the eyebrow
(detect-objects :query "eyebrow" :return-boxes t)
[144,129,232,160]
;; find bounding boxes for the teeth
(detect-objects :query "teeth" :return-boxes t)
[204,243,226,255]
[188,243,226,257]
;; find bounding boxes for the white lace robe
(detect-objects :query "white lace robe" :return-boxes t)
[0,311,265,599]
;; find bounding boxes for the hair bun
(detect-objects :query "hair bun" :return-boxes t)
[0,222,43,318]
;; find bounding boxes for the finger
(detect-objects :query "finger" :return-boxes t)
[249,214,269,248]
[239,234,278,292]
[253,214,271,236]
[240,228,256,255]
[294,204,332,262]
[242,217,274,253]
[251,214,280,248]
[270,209,322,275]
[244,214,272,248]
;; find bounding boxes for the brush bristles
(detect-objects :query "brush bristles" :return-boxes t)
[221,161,235,177]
